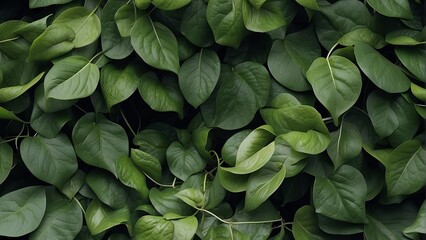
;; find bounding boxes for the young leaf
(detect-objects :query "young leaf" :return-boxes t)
[20,134,78,188]
[116,155,149,200]
[138,72,184,118]
[292,205,327,240]
[354,42,410,93]
[134,216,174,240]
[313,165,367,223]
[279,130,330,155]
[0,106,23,122]
[221,130,252,166]
[306,55,362,124]
[44,56,99,100]
[0,186,46,237]
[385,140,426,196]
[131,14,179,73]
[85,200,130,236]
[206,0,248,48]
[53,6,101,48]
[180,0,214,47]
[338,27,386,49]
[0,72,44,103]
[175,188,205,208]
[0,141,13,185]
[27,24,75,61]
[385,29,424,46]
[72,113,128,176]
[131,148,162,183]
[327,121,363,170]
[178,49,220,108]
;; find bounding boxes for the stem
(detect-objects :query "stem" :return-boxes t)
[143,172,176,188]
[322,116,333,122]
[120,108,136,137]
[74,104,88,114]
[0,36,19,44]
[196,207,282,225]
[326,42,339,60]
[73,197,86,215]
[89,51,104,63]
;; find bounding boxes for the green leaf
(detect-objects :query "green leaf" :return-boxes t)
[29,189,82,240]
[86,170,130,209]
[0,105,24,121]
[30,103,72,138]
[114,4,136,37]
[279,130,330,155]
[242,0,292,33]
[101,0,133,59]
[313,165,367,223]
[100,63,139,110]
[29,0,72,8]
[354,42,410,93]
[44,56,99,100]
[178,49,220,108]
[411,83,426,102]
[317,214,364,235]
[292,205,327,240]
[0,141,13,185]
[338,27,386,49]
[248,0,267,8]
[34,84,76,113]
[0,71,44,103]
[268,26,321,91]
[53,6,101,48]
[295,0,319,10]
[386,29,425,46]
[204,224,250,240]
[403,200,426,236]
[133,129,171,164]
[152,0,191,10]
[116,155,149,200]
[171,216,198,240]
[27,24,75,61]
[131,14,179,73]
[366,91,399,138]
[192,126,213,159]
[221,130,251,166]
[306,55,362,124]
[366,0,412,19]
[60,170,85,200]
[14,15,50,42]
[327,120,362,170]
[244,160,286,211]
[0,186,46,237]
[395,46,426,82]
[85,200,130,236]
[166,141,206,180]
[206,0,248,48]
[134,216,174,240]
[149,188,194,216]
[201,62,270,130]
[138,72,184,118]
[175,188,205,208]
[72,113,129,176]
[385,140,426,196]
[180,0,214,47]
[20,134,78,188]
[131,148,162,183]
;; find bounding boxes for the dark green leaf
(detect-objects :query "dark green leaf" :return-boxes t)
[180,0,214,47]
[29,0,72,8]
[166,141,206,180]
[116,156,149,200]
[395,46,426,82]
[0,141,13,185]
[292,205,327,240]
[131,148,162,183]
[134,215,174,240]
[366,0,412,19]
[85,200,130,235]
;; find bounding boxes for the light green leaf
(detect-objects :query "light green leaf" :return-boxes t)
[72,113,128,176]
[192,126,213,159]
[28,24,75,61]
[221,130,251,166]
[0,186,46,237]
[403,200,426,236]
[152,0,191,10]
[134,216,174,240]
[395,46,426,82]
[292,205,327,240]
[138,72,184,118]
[327,120,362,170]
[354,42,410,93]
[338,27,386,49]
[116,155,149,200]
[180,0,214,47]
[386,29,425,46]
[44,56,99,100]
[85,200,130,236]
[114,4,136,37]
[166,141,206,180]
[100,63,139,110]
[29,189,82,240]
[411,83,426,102]
[279,130,330,155]
[172,216,198,240]
[53,6,101,48]
[131,14,179,73]
[131,148,162,183]
[178,49,220,108]
[386,140,426,196]
[101,0,133,59]
[14,15,50,42]
[201,62,271,130]
[29,0,72,8]
[20,134,78,188]
[295,0,319,10]
[0,105,26,122]
[366,0,412,19]
[0,141,13,185]
[206,0,248,48]
[244,161,286,211]
[149,188,194,216]
[313,165,367,223]
[242,0,292,33]
[175,188,205,208]
[30,103,72,138]
[86,170,130,209]
[268,26,321,91]
[306,55,362,124]
[0,72,44,103]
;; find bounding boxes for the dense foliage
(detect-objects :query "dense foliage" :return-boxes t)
[0,0,425,239]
